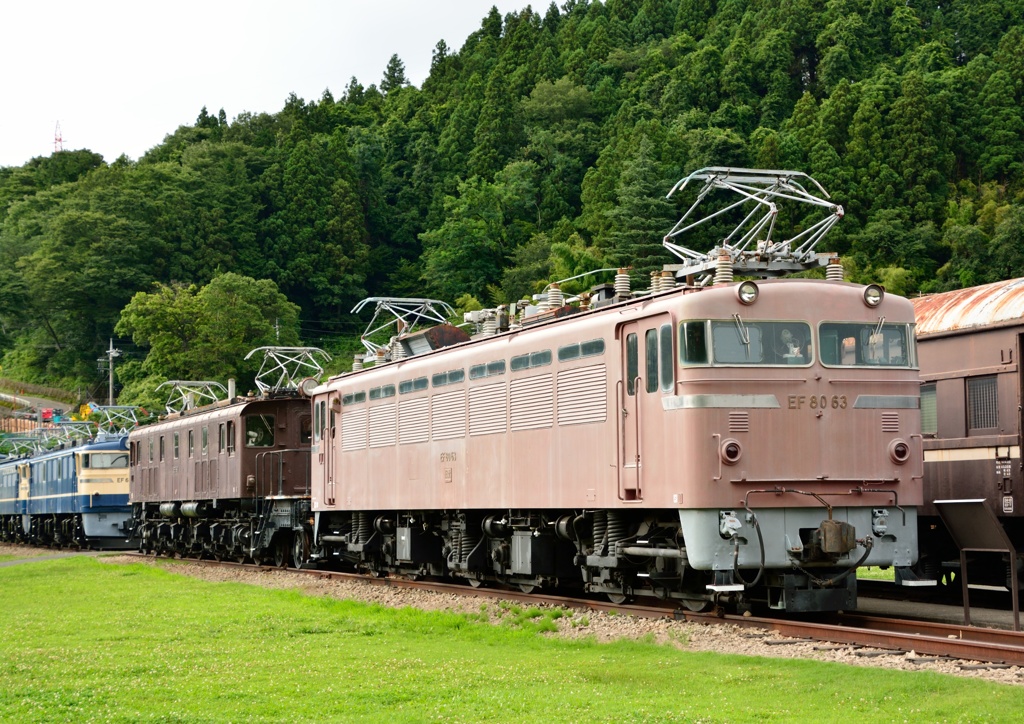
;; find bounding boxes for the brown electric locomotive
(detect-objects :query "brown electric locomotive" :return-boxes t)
[308,275,923,612]
[129,353,323,566]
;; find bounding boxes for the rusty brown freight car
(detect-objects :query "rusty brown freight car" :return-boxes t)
[912,278,1024,585]
[310,277,924,613]
[129,392,313,566]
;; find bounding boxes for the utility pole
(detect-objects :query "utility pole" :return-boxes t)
[106,338,120,405]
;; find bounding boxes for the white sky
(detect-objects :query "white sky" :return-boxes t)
[0,0,528,168]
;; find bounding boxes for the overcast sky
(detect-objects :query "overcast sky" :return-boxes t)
[1,1,528,168]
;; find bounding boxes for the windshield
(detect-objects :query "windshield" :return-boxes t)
[710,320,812,366]
[819,322,914,367]
[85,452,128,469]
[246,415,276,447]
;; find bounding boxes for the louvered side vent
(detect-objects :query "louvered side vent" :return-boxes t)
[398,398,429,444]
[342,409,368,451]
[881,412,899,433]
[368,404,396,448]
[469,382,507,436]
[728,411,749,433]
[510,374,554,431]
[557,364,607,426]
[431,389,467,440]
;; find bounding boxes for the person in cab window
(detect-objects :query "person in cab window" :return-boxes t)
[778,328,804,362]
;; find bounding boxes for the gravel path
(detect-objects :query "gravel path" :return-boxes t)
[88,554,1024,687]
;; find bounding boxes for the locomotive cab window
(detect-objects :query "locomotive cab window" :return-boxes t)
[626,333,638,395]
[819,322,914,367]
[679,321,708,365]
[645,329,659,393]
[300,416,312,444]
[173,432,179,459]
[87,452,129,469]
[711,320,811,365]
[659,324,674,391]
[226,421,236,454]
[246,415,275,447]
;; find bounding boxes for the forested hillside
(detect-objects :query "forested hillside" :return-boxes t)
[1,0,1022,400]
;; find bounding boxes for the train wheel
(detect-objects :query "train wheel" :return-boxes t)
[681,598,713,613]
[292,528,310,569]
[518,583,536,594]
[606,592,628,605]
[273,534,290,568]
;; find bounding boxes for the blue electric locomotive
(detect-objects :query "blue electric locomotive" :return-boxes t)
[0,434,133,548]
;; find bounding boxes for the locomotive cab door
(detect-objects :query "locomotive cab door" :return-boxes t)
[617,316,675,502]
[17,462,30,535]
[312,396,337,507]
[325,396,338,506]
[618,322,642,500]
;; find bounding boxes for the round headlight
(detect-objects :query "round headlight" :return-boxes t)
[736,281,759,305]
[297,377,319,397]
[720,438,743,465]
[888,439,911,465]
[863,284,884,308]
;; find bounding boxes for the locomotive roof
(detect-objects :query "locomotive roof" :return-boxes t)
[912,277,1024,338]
[318,277,915,391]
[128,390,303,438]
[1,434,128,464]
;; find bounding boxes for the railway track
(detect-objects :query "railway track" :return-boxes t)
[119,552,1024,669]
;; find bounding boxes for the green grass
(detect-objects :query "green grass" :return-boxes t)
[1,558,1023,722]
[858,566,896,581]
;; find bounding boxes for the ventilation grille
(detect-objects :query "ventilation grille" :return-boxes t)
[557,364,606,426]
[470,382,507,436]
[432,389,466,440]
[510,374,553,431]
[967,375,998,430]
[728,411,749,433]
[398,398,429,444]
[881,412,899,433]
[368,404,396,448]
[342,409,367,451]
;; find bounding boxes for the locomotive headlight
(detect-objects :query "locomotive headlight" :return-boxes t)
[888,439,911,465]
[863,284,884,307]
[720,438,743,465]
[736,281,759,305]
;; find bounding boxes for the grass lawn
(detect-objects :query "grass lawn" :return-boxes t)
[858,566,896,581]
[1,557,1022,722]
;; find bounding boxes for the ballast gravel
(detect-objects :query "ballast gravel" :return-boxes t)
[92,554,1024,687]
